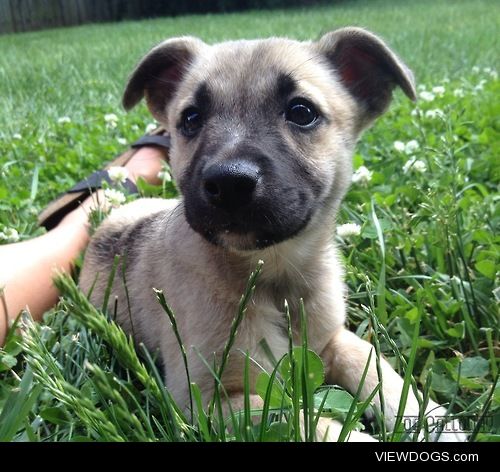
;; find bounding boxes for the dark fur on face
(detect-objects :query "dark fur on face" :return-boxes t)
[177,71,327,250]
[181,140,321,250]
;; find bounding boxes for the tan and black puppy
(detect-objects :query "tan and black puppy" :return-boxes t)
[80,28,465,441]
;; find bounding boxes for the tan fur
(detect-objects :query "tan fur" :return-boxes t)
[80,28,465,441]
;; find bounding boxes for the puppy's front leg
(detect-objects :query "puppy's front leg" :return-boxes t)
[321,328,466,441]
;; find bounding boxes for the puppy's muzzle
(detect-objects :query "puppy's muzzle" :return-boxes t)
[202,160,260,211]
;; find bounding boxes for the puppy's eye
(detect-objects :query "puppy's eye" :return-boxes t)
[181,107,202,137]
[285,98,319,127]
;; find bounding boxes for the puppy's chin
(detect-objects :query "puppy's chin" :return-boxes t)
[214,231,259,251]
[201,228,287,251]
[204,228,308,251]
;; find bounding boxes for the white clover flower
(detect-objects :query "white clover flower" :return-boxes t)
[483,67,492,74]
[417,84,427,91]
[404,140,420,155]
[104,188,126,207]
[410,108,421,117]
[157,170,172,182]
[474,79,487,92]
[104,113,118,123]
[393,140,406,152]
[412,160,427,173]
[351,165,373,185]
[395,140,420,155]
[337,223,361,238]
[145,122,158,134]
[0,227,19,243]
[107,166,129,184]
[425,109,444,119]
[488,69,498,80]
[432,85,445,96]
[419,91,435,102]
[117,137,127,146]
[104,113,119,129]
[472,66,480,73]
[403,157,427,174]
[453,88,465,98]
[12,133,22,140]
[6,228,19,242]
[57,116,71,124]
[424,109,437,119]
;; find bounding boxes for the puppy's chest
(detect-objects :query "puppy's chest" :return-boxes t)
[228,289,339,368]
[233,300,292,368]
[230,300,308,370]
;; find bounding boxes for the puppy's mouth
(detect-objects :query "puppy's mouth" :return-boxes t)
[185,207,314,251]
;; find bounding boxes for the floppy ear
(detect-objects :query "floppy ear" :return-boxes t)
[317,27,416,126]
[122,36,205,121]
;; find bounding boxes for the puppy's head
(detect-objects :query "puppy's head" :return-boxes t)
[123,28,415,251]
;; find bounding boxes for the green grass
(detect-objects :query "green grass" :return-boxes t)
[0,0,499,441]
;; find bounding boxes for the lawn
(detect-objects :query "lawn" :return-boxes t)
[0,0,498,442]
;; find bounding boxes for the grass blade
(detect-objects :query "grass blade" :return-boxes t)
[154,288,193,423]
[391,297,422,441]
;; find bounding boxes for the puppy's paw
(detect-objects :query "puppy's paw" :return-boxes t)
[401,403,468,442]
[426,406,468,442]
[379,390,468,442]
[435,429,468,442]
[315,417,378,442]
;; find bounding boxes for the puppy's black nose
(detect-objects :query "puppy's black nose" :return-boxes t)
[203,160,260,210]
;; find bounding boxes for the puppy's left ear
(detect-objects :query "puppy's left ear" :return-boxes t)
[122,36,205,121]
[317,27,416,126]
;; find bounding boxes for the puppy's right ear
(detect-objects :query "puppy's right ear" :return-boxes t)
[316,28,416,128]
[122,37,205,121]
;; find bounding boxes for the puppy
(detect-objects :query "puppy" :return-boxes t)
[80,27,465,441]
